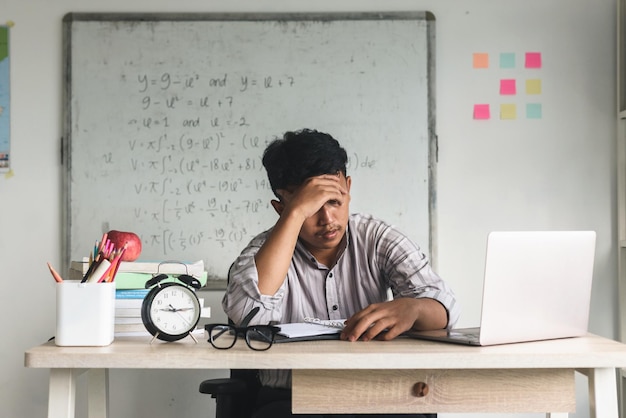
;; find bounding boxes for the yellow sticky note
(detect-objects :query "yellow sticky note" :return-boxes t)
[526,79,542,95]
[473,53,489,69]
[500,104,517,120]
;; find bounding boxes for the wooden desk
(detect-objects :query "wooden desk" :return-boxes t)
[24,333,626,417]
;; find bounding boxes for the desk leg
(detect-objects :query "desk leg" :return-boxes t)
[48,369,79,418]
[586,367,618,418]
[87,369,109,418]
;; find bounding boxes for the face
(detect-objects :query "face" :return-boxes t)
[298,174,351,257]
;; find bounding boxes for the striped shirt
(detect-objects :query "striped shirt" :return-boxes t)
[222,213,459,388]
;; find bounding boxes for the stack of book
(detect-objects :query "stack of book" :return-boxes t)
[70,260,209,336]
[113,288,149,335]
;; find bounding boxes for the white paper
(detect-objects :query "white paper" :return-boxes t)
[277,323,342,338]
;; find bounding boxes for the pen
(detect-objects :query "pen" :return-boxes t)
[108,243,127,282]
[81,254,99,283]
[104,245,125,282]
[86,258,111,283]
[47,262,64,283]
[99,232,108,252]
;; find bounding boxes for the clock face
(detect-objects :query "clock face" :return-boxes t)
[141,283,201,341]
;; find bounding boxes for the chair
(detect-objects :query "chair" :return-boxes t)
[199,368,261,418]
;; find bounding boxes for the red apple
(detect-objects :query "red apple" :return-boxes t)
[106,230,142,261]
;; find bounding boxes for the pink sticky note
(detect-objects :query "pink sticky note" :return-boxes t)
[525,52,542,68]
[500,79,517,95]
[474,104,490,120]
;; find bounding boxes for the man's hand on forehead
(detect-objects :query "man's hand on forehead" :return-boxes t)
[279,174,346,198]
[274,174,348,219]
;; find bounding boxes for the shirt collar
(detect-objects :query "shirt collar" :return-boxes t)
[295,220,352,269]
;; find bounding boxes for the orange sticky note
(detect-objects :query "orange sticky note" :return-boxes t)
[500,79,516,95]
[474,104,490,120]
[525,52,542,68]
[473,53,489,69]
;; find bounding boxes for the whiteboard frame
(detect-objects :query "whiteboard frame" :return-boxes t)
[61,12,438,287]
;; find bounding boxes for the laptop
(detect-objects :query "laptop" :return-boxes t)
[407,231,596,346]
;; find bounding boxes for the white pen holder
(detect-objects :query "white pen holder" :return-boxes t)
[55,281,115,346]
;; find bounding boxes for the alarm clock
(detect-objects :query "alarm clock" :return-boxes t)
[141,269,202,343]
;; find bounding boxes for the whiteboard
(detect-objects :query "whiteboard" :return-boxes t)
[62,13,437,288]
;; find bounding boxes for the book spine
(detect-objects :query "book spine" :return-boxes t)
[72,259,205,276]
[114,323,148,332]
[115,308,142,317]
[115,300,144,309]
[114,316,144,325]
[115,289,149,299]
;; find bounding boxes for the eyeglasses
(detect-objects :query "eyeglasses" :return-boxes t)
[205,323,280,351]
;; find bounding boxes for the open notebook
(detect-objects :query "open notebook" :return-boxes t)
[406,231,596,346]
[274,318,345,343]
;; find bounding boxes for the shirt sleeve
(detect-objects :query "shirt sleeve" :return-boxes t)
[376,223,460,329]
[221,230,287,326]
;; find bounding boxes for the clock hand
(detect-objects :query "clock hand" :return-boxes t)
[156,305,177,312]
[167,304,195,312]
[158,305,194,313]
[166,304,193,326]
[173,310,192,326]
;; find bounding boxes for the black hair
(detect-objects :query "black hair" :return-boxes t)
[262,129,348,197]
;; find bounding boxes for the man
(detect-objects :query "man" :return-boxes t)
[222,129,459,417]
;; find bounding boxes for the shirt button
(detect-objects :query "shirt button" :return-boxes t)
[332,305,339,311]
[328,273,333,278]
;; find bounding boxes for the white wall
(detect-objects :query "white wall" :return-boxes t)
[0,0,616,417]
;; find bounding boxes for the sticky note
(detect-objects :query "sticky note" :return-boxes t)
[500,79,517,95]
[526,79,542,94]
[474,104,490,120]
[526,103,542,119]
[525,52,542,68]
[500,52,516,69]
[473,53,489,69]
[500,104,517,120]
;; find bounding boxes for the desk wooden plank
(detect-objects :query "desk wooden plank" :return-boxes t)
[25,334,626,418]
[292,368,575,414]
[24,334,626,370]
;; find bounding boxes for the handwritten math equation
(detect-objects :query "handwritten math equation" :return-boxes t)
[94,69,378,261]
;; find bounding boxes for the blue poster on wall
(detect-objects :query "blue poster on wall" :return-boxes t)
[0,25,9,172]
